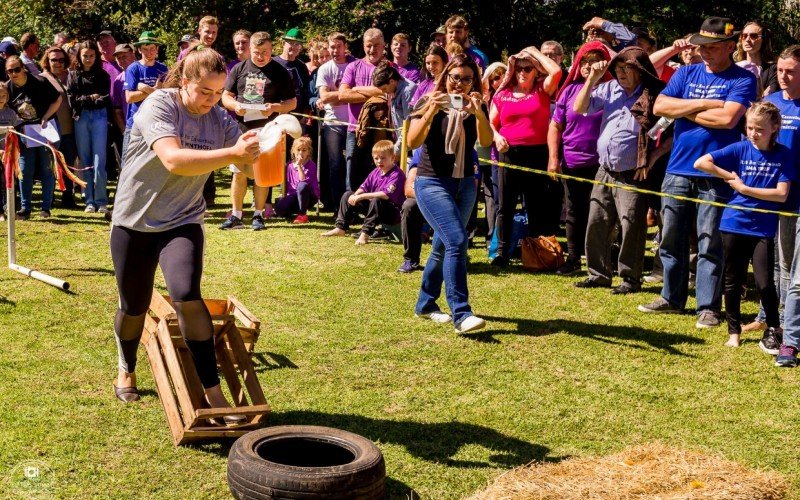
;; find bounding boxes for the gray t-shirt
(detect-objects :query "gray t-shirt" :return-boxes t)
[315,58,352,122]
[0,107,21,148]
[113,89,241,232]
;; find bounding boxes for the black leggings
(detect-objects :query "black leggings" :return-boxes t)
[110,224,220,388]
[722,231,778,335]
[497,145,563,257]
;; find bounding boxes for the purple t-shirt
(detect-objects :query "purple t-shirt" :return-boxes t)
[110,71,128,122]
[360,165,406,208]
[398,63,421,83]
[285,160,321,198]
[102,59,121,82]
[341,58,379,132]
[410,78,435,107]
[552,81,603,169]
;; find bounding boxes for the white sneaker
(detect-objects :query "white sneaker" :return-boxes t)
[97,206,109,214]
[455,315,486,334]
[84,205,96,213]
[416,311,452,323]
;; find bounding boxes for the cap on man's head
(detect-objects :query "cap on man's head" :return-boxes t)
[1,36,18,45]
[113,43,134,56]
[689,17,739,45]
[430,25,446,38]
[631,27,656,46]
[0,41,19,55]
[98,30,114,38]
[283,27,306,43]
[179,34,194,45]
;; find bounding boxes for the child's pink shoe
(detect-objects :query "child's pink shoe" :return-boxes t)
[292,214,309,224]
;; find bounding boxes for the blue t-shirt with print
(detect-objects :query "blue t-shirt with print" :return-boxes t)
[712,140,793,238]
[123,60,168,128]
[764,91,800,210]
[661,63,756,178]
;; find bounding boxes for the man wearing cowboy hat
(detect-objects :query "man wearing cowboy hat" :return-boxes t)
[638,17,757,328]
[122,31,167,156]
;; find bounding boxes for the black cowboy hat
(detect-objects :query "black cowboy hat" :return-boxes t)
[689,17,739,45]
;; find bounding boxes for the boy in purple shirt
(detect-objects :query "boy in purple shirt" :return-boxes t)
[322,140,406,245]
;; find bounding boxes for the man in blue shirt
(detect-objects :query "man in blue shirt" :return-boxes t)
[122,31,168,158]
[766,45,800,366]
[573,47,664,294]
[444,15,488,71]
[637,17,757,328]
[372,63,416,155]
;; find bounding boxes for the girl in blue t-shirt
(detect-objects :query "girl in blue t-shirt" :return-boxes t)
[695,102,793,350]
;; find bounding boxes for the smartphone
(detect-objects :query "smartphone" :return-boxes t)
[446,93,464,110]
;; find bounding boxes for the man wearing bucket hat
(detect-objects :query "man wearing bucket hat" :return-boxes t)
[638,18,757,328]
[122,31,168,157]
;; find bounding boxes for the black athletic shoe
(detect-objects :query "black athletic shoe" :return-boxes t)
[219,215,244,230]
[759,327,782,356]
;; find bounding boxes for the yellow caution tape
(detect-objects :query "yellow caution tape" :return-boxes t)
[482,156,800,218]
[290,112,401,132]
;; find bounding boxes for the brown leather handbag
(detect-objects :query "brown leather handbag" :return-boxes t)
[521,235,565,272]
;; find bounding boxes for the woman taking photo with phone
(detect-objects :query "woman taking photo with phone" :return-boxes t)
[110,48,260,422]
[407,54,493,334]
[489,46,562,267]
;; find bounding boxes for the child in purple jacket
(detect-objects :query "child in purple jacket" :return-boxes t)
[274,137,320,224]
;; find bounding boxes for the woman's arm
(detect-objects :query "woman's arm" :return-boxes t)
[41,96,62,126]
[152,131,260,176]
[469,93,493,147]
[488,103,509,153]
[407,93,446,149]
[526,46,562,96]
[547,120,563,176]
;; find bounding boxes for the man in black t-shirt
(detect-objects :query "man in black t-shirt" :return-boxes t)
[220,31,296,231]
[274,28,310,117]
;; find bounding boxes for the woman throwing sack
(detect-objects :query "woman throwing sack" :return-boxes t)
[110,49,260,420]
[408,54,493,334]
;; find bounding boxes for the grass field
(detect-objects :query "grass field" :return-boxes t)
[1,178,799,498]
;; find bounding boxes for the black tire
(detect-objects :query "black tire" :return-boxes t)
[227,425,385,499]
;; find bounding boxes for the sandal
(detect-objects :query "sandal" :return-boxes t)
[113,379,140,403]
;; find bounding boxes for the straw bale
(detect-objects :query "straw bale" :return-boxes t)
[467,442,787,499]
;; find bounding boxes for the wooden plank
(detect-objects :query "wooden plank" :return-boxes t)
[156,320,198,424]
[216,323,248,407]
[227,295,261,329]
[204,299,228,316]
[226,326,267,405]
[174,341,206,416]
[142,322,186,446]
[149,292,176,320]
[195,404,272,418]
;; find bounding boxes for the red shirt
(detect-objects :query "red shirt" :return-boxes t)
[492,85,551,146]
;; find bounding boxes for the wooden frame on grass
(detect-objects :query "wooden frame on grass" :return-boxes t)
[141,292,270,446]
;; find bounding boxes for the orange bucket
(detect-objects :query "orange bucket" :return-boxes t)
[253,134,286,187]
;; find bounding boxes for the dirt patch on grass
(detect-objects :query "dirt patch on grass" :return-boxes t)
[468,442,787,499]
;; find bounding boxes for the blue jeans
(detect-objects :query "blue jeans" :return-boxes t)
[323,124,347,206]
[755,215,796,324]
[414,176,477,326]
[780,219,800,348]
[19,144,56,212]
[659,174,730,312]
[75,108,108,207]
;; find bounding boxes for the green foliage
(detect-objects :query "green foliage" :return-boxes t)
[0,1,797,65]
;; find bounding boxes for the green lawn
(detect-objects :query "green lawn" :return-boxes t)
[1,178,798,499]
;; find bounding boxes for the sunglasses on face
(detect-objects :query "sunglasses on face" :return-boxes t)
[742,33,762,40]
[516,65,534,73]
[447,74,473,85]
[49,58,65,63]
[6,66,23,74]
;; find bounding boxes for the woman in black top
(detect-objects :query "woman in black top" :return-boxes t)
[407,54,493,334]
[67,41,111,212]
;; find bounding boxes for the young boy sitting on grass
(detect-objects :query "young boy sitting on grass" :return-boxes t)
[322,139,406,245]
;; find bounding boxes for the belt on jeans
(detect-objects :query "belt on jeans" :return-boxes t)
[602,166,637,179]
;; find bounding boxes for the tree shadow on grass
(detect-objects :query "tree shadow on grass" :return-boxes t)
[0,295,15,306]
[464,315,703,356]
[252,352,299,373]
[190,411,560,496]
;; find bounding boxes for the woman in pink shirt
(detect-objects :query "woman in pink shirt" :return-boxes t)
[489,46,562,267]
